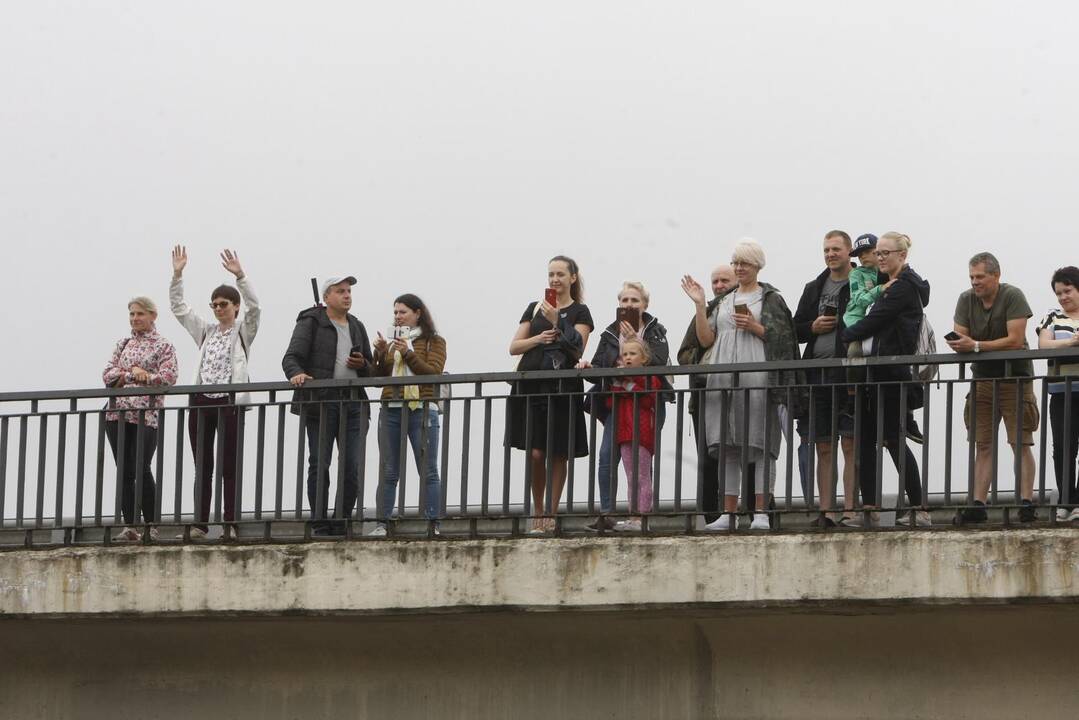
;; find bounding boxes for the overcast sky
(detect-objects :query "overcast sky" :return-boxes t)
[2,2,1077,514]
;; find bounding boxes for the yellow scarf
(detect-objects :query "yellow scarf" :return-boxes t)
[392,349,422,410]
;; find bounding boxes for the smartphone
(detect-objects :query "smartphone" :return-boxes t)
[350,344,366,356]
[616,306,641,331]
[734,303,750,316]
[391,325,411,340]
[544,288,557,306]
[822,304,837,317]
[944,331,961,342]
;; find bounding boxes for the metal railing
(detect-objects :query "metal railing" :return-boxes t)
[1,347,1078,547]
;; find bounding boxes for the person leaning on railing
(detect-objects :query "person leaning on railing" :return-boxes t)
[169,246,260,541]
[682,239,800,532]
[577,280,671,532]
[840,232,930,527]
[102,295,179,542]
[370,294,447,537]
[1037,266,1079,522]
[507,255,593,534]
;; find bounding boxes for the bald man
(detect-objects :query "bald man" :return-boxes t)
[710,265,736,297]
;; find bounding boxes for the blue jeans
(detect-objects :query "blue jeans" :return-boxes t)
[379,406,441,522]
[305,402,369,527]
[597,403,665,514]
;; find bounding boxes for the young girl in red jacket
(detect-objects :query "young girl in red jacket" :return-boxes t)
[606,337,664,531]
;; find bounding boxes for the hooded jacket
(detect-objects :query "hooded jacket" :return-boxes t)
[281,306,373,415]
[841,265,930,381]
[606,375,664,452]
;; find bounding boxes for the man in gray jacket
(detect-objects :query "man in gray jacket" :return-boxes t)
[282,276,373,536]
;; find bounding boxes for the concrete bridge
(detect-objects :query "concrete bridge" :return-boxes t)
[3,527,1077,719]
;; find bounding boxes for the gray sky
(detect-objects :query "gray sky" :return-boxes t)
[2,1,1077,514]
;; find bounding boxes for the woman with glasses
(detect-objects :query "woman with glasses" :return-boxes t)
[169,246,261,540]
[681,240,799,532]
[841,232,931,526]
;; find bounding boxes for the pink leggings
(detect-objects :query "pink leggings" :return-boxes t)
[620,444,653,513]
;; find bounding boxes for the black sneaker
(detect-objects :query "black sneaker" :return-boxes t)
[585,515,615,532]
[1018,500,1037,523]
[906,414,924,445]
[957,501,988,525]
[809,513,836,528]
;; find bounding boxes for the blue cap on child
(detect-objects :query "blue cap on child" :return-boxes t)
[850,233,878,258]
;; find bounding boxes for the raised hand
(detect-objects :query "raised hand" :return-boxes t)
[172,245,188,277]
[681,275,706,306]
[373,332,389,355]
[220,249,244,279]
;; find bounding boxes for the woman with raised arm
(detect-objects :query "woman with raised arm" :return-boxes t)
[102,296,178,542]
[681,240,799,532]
[508,255,593,533]
[370,294,447,536]
[169,246,260,541]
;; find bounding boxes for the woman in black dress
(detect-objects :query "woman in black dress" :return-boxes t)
[508,255,593,532]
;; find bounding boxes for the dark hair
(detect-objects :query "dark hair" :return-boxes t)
[394,293,437,337]
[211,285,241,318]
[824,230,851,247]
[549,255,585,302]
[1051,266,1079,291]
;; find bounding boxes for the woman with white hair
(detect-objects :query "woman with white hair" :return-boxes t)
[102,296,179,542]
[681,240,799,531]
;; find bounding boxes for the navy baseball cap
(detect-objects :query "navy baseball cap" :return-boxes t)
[850,233,878,257]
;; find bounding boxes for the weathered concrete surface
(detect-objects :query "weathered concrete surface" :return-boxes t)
[1,528,1079,617]
[2,607,1078,720]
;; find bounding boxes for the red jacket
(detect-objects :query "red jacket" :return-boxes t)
[605,375,663,452]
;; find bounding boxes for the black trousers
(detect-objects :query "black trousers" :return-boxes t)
[105,420,158,525]
[693,401,763,521]
[855,385,923,507]
[1049,393,1079,506]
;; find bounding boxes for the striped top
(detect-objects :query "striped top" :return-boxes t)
[1038,309,1079,393]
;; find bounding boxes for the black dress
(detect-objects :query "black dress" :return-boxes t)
[507,301,594,458]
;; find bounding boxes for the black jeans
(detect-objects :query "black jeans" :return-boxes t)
[1049,393,1079,506]
[105,420,158,525]
[855,385,923,507]
[305,402,369,530]
[188,394,240,530]
[691,408,721,523]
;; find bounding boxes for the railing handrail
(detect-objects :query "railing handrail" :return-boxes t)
[1,346,1075,404]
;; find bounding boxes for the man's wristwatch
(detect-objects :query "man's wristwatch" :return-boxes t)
[974,341,981,353]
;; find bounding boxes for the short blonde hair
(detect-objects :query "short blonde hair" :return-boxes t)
[128,296,158,314]
[731,239,766,270]
[621,336,652,363]
[879,232,912,252]
[618,281,650,305]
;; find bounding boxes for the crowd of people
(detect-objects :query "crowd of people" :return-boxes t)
[99,236,1079,540]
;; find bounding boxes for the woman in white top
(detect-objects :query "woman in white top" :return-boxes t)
[170,246,260,539]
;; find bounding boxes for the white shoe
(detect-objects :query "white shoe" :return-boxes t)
[148,527,160,542]
[749,513,770,531]
[914,510,932,527]
[175,526,209,540]
[1057,508,1070,521]
[113,527,140,542]
[704,514,733,532]
[369,525,387,537]
[221,525,236,541]
[1068,508,1079,522]
[614,519,642,532]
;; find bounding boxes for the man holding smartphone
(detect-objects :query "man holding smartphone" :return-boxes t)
[282,276,373,536]
[792,230,858,526]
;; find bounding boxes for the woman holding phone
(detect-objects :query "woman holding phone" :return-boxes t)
[371,294,447,535]
[577,281,671,531]
[681,240,799,532]
[508,255,593,532]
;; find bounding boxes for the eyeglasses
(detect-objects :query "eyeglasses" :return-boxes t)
[874,250,896,259]
[730,261,756,268]
[210,301,233,310]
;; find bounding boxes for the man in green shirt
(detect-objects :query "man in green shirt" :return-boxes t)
[946,252,1039,523]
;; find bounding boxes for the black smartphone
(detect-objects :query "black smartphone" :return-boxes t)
[822,304,837,317]
[734,303,750,316]
[944,331,961,342]
[350,344,366,356]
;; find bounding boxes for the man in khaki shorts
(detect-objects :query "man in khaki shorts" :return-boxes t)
[946,252,1039,523]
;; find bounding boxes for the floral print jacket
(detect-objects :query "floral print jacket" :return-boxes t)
[102,327,179,428]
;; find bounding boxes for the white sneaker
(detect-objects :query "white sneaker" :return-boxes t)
[369,525,387,537]
[113,527,140,542]
[221,525,237,541]
[704,514,732,532]
[175,527,209,540]
[1057,508,1070,521]
[1068,508,1079,522]
[914,510,932,527]
[614,519,642,532]
[749,513,770,531]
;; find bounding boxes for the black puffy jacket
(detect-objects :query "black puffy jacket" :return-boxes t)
[281,307,373,415]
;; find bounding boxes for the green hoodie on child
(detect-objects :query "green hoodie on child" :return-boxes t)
[843,265,885,329]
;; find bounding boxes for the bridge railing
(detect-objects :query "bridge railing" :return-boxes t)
[1,348,1076,546]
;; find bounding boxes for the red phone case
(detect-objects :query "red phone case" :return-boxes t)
[545,288,557,306]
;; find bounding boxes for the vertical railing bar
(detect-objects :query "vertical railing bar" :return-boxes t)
[255,403,266,520]
[1040,378,1052,506]
[586,402,597,514]
[74,412,86,528]
[133,410,147,527]
[566,389,577,514]
[990,380,999,506]
[396,404,408,519]
[1013,379,1024,507]
[460,397,472,516]
[95,410,106,525]
[674,391,685,513]
[154,408,165,522]
[897,380,908,513]
[944,380,954,505]
[35,414,49,528]
[482,394,492,516]
[54,410,69,529]
[17,415,28,528]
[544,394,554,516]
[275,399,286,520]
[173,407,185,524]
[112,412,124,526]
[785,386,794,511]
[631,391,641,516]
[233,406,246,527]
[214,405,225,523]
[439,397,451,519]
[294,409,307,520]
[194,404,206,527]
[502,396,513,515]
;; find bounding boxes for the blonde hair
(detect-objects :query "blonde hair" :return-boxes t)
[731,239,766,270]
[879,232,912,252]
[618,281,650,305]
[128,296,158,314]
[621,336,652,364]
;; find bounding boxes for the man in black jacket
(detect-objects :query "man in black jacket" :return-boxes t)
[282,276,373,535]
[792,230,857,525]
